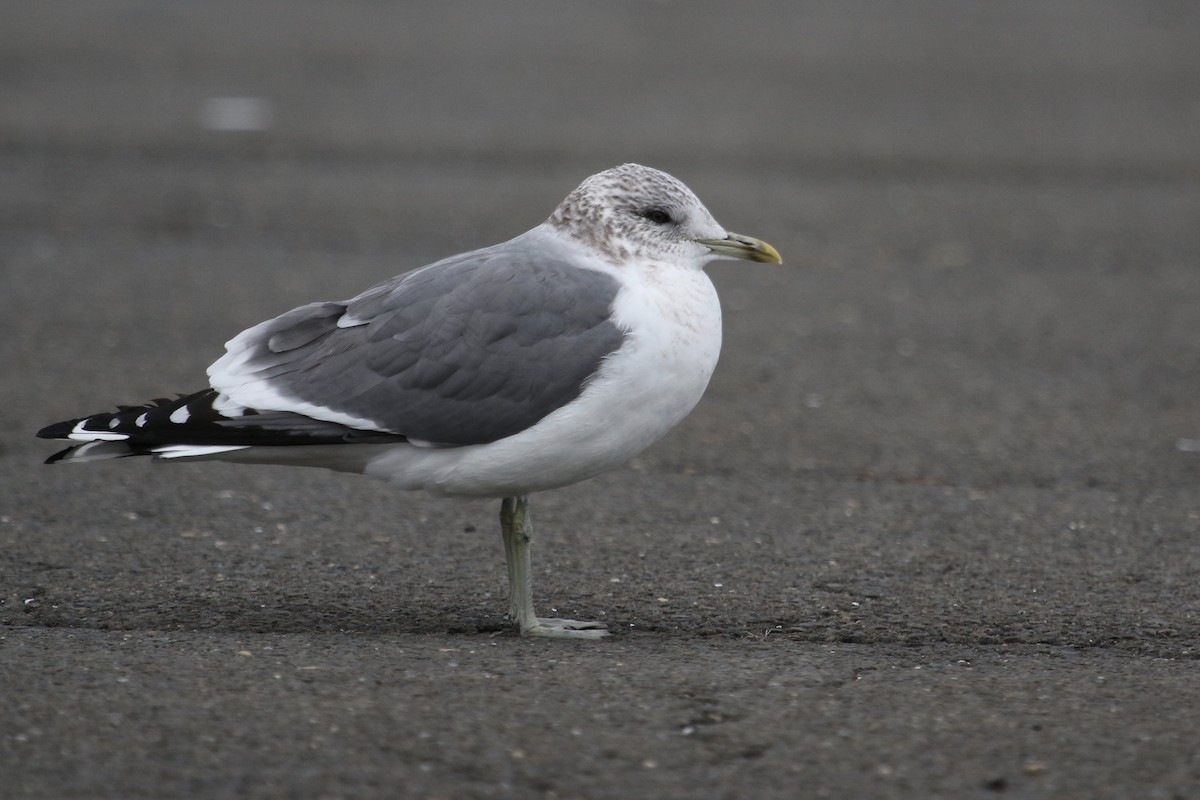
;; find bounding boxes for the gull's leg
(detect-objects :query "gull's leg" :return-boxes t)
[499,495,609,639]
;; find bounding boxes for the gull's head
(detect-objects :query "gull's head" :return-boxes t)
[548,163,781,269]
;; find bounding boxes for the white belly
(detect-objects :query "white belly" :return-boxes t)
[363,263,723,496]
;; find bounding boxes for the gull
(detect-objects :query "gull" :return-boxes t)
[37,163,782,638]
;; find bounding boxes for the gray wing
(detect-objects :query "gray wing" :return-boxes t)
[208,247,626,446]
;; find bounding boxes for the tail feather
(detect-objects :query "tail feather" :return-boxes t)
[38,388,407,464]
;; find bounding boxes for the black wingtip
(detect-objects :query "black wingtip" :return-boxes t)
[37,420,77,440]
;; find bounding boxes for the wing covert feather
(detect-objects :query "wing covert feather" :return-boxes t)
[211,250,626,445]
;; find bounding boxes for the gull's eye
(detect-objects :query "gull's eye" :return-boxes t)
[638,207,673,225]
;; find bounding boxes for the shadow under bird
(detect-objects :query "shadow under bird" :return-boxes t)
[37,163,782,638]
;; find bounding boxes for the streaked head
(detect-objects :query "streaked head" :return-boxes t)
[548,163,781,268]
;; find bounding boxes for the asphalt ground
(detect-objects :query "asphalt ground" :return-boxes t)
[2,2,1199,798]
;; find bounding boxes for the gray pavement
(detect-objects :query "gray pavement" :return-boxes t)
[3,2,1199,798]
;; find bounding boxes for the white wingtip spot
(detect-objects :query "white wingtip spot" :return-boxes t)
[108,418,121,429]
[169,405,191,424]
[135,413,149,428]
[67,431,130,442]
